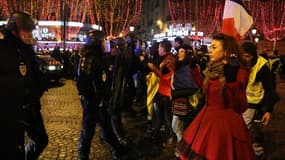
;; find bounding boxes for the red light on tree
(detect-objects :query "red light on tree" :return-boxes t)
[0,0,142,39]
[168,0,223,38]
[244,0,285,49]
[90,0,142,38]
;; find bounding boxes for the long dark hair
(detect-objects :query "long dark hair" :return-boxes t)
[212,33,248,67]
[174,44,191,70]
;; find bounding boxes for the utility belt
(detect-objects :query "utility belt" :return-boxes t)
[22,103,33,110]
[19,101,41,129]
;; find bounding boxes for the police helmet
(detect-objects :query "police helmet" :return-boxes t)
[7,11,35,31]
[125,33,137,44]
[113,37,124,45]
[85,30,105,46]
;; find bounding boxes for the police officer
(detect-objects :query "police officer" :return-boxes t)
[108,36,139,146]
[0,11,48,159]
[77,30,122,160]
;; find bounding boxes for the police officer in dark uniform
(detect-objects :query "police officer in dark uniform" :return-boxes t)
[77,30,122,160]
[108,37,139,147]
[0,11,48,159]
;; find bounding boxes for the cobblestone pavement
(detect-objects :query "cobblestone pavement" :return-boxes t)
[38,80,111,160]
[38,79,175,160]
[37,78,285,160]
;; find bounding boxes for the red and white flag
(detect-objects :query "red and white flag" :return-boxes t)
[222,0,253,40]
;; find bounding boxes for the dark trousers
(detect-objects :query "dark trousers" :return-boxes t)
[109,77,135,143]
[16,124,25,160]
[111,112,126,142]
[78,96,120,160]
[98,105,121,150]
[4,122,25,160]
[2,102,25,159]
[123,77,136,113]
[136,72,147,104]
[152,94,174,138]
[24,101,49,160]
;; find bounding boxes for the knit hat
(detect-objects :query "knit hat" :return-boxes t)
[241,42,257,57]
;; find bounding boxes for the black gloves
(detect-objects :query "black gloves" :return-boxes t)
[224,58,240,82]
[161,66,170,74]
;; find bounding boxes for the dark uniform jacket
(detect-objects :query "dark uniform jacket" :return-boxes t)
[0,32,46,116]
[77,45,112,106]
[108,47,139,112]
[0,32,47,158]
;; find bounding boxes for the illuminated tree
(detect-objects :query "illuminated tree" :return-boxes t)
[0,0,142,39]
[91,0,142,38]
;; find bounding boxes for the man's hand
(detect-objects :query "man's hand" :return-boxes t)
[261,112,271,126]
[159,62,165,69]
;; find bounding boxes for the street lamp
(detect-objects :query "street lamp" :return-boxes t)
[251,26,257,35]
[157,20,162,26]
[157,20,163,31]
[130,26,134,32]
[254,37,259,43]
[251,26,259,44]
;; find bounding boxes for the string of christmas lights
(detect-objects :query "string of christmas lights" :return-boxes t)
[0,0,142,39]
[168,0,223,38]
[93,0,142,38]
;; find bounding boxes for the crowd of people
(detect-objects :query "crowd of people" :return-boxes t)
[1,11,282,160]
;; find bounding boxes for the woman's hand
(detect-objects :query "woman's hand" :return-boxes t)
[159,62,165,69]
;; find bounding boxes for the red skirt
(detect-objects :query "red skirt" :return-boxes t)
[177,106,257,160]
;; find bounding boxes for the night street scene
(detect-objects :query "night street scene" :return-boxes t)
[1,0,285,160]
[39,77,285,160]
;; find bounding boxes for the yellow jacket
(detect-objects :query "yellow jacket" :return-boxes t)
[246,56,268,104]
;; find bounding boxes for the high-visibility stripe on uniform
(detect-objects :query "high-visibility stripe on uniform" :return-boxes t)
[268,58,281,74]
[246,56,268,104]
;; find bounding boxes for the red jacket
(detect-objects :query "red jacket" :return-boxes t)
[149,53,175,97]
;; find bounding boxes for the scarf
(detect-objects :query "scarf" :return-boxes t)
[203,61,226,92]
[206,61,225,79]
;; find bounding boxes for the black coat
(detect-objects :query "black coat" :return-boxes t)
[108,48,138,112]
[0,32,47,112]
[0,31,47,159]
[77,45,112,105]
